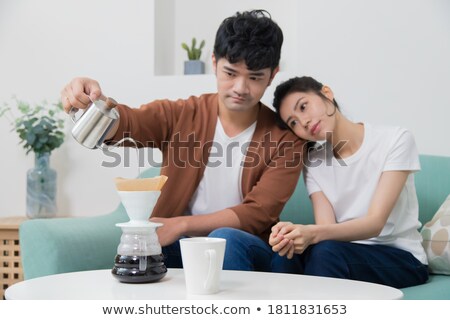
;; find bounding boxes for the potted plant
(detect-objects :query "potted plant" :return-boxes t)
[181,37,206,75]
[0,97,65,218]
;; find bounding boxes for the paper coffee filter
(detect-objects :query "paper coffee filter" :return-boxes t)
[115,175,168,191]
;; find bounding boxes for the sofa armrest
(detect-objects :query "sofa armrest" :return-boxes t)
[19,206,128,280]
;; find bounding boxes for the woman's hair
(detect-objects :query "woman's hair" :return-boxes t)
[213,10,283,72]
[272,76,340,130]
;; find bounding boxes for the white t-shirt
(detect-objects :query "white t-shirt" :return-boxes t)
[186,119,257,215]
[304,123,427,264]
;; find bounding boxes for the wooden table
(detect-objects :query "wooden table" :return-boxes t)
[0,216,28,299]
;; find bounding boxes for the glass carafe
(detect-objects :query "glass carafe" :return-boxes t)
[112,222,166,283]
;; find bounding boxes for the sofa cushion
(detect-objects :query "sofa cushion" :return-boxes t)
[415,155,450,225]
[401,274,450,299]
[421,194,450,275]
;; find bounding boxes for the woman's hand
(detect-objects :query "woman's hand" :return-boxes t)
[270,222,295,259]
[270,222,316,258]
[283,224,315,254]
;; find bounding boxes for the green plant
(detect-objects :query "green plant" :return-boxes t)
[181,37,205,60]
[0,97,65,156]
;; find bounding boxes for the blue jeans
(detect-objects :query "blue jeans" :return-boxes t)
[162,227,274,271]
[271,240,429,289]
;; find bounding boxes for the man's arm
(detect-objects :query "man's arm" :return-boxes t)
[230,137,304,238]
[151,209,241,246]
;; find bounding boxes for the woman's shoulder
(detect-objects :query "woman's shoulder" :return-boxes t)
[365,123,415,144]
[367,122,412,135]
[365,123,418,159]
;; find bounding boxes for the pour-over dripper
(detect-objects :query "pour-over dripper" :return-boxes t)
[112,190,167,283]
[117,190,161,223]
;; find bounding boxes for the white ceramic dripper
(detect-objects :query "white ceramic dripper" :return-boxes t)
[117,191,161,223]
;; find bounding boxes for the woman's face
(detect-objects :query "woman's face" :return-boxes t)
[279,88,336,141]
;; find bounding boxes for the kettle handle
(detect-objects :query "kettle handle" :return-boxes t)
[69,97,117,124]
[69,107,80,124]
[69,95,96,123]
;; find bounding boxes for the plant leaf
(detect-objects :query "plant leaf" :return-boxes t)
[1,97,66,155]
[26,132,36,145]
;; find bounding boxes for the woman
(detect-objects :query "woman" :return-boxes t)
[270,76,428,288]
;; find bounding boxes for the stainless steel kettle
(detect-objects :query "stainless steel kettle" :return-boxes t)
[70,98,119,149]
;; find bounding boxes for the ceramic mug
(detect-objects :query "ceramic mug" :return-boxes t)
[180,237,226,294]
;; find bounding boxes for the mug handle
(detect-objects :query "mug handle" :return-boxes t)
[204,249,217,291]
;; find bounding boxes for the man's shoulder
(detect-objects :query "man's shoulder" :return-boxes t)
[157,93,217,106]
[184,93,218,104]
[258,104,301,142]
[157,93,218,117]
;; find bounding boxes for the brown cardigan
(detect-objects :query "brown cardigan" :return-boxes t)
[111,93,304,241]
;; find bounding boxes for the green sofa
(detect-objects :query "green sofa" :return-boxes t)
[19,155,450,299]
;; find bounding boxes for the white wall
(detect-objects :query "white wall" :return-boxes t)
[170,0,299,75]
[154,0,175,75]
[0,0,155,217]
[0,0,449,218]
[295,0,450,157]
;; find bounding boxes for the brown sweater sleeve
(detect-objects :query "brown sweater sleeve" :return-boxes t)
[230,135,304,241]
[109,99,185,149]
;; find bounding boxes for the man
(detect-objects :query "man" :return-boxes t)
[61,10,304,271]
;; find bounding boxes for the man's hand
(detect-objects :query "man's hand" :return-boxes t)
[60,77,106,113]
[150,216,188,247]
[151,209,241,247]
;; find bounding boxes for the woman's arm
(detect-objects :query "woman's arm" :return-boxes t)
[310,191,336,225]
[272,170,410,255]
[310,170,410,242]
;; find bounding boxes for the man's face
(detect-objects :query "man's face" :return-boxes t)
[213,56,278,113]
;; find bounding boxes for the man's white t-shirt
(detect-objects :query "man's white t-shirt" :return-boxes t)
[304,123,427,264]
[186,119,257,215]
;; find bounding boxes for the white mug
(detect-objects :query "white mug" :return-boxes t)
[180,237,226,295]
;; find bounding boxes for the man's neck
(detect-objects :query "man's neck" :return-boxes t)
[218,103,260,138]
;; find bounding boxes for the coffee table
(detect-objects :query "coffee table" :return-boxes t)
[5,268,403,300]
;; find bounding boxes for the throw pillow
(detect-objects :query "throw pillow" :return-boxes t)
[421,194,450,275]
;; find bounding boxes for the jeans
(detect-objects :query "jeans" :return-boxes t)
[162,227,274,271]
[271,240,429,289]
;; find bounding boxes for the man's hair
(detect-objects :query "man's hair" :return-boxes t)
[213,10,283,71]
